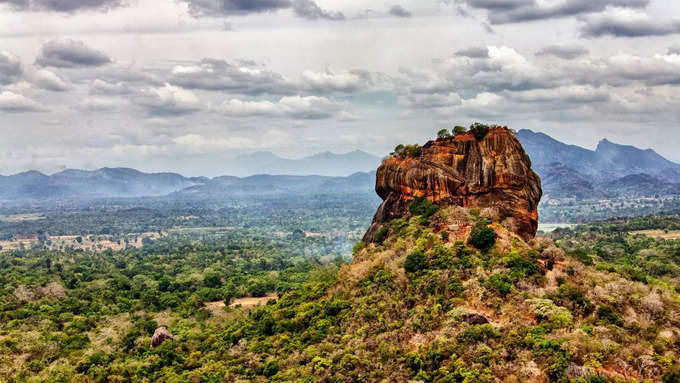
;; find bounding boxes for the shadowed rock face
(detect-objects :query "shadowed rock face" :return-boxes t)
[363,127,542,242]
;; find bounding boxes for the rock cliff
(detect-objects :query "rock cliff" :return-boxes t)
[364,127,542,242]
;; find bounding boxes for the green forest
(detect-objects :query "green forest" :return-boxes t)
[3,205,680,381]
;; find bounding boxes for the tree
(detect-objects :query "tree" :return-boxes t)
[404,251,427,273]
[469,223,496,251]
[453,126,467,135]
[469,122,490,140]
[437,129,451,139]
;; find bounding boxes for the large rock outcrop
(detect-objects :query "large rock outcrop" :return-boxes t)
[364,127,542,242]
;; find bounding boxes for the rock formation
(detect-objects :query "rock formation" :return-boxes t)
[151,327,175,348]
[364,127,542,242]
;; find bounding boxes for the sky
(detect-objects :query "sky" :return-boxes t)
[1,0,679,176]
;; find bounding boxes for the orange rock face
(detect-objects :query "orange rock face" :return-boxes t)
[364,127,542,242]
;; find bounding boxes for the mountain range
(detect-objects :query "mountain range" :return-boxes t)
[1,132,679,201]
[516,130,680,199]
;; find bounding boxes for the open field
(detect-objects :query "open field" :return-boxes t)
[0,213,45,223]
[631,229,680,240]
[0,232,161,252]
[229,294,278,309]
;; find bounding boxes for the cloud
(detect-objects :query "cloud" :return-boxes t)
[398,92,462,109]
[505,85,610,104]
[89,79,133,95]
[388,4,411,17]
[0,51,22,85]
[0,0,122,13]
[292,0,344,20]
[220,95,345,119]
[32,69,70,91]
[0,90,46,112]
[170,59,294,95]
[459,0,649,24]
[174,134,256,152]
[36,39,111,68]
[138,84,201,116]
[300,68,389,93]
[455,46,490,58]
[670,45,680,55]
[186,0,291,16]
[536,45,589,59]
[80,97,128,111]
[581,9,680,37]
[186,0,344,21]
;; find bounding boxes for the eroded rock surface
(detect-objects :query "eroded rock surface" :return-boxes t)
[364,127,542,242]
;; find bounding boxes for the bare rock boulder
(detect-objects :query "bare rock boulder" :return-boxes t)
[151,327,175,348]
[364,127,542,242]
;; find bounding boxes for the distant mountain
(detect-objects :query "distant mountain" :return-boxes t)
[0,167,378,202]
[175,172,377,198]
[0,168,204,200]
[222,150,381,177]
[517,129,680,199]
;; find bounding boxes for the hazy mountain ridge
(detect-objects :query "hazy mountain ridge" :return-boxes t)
[516,129,680,199]
[3,133,680,202]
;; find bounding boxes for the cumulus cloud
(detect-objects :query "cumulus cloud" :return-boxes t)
[138,84,201,116]
[0,51,23,85]
[32,69,70,91]
[292,0,344,20]
[221,95,345,119]
[459,0,649,24]
[388,4,411,17]
[536,44,589,59]
[0,91,46,112]
[170,59,294,95]
[36,39,111,68]
[455,46,490,58]
[581,9,680,37]
[0,0,122,12]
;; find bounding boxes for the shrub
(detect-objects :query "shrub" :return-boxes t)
[409,197,439,219]
[263,361,279,377]
[405,251,428,273]
[352,241,366,255]
[437,129,451,139]
[527,299,573,328]
[374,227,389,244]
[469,122,490,140]
[597,306,623,327]
[469,225,496,251]
[485,274,512,296]
[453,126,467,135]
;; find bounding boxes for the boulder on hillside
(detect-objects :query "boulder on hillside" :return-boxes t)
[151,327,174,348]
